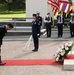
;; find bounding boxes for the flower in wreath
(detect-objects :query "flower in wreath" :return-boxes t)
[61,50,66,56]
[64,43,68,47]
[68,42,73,47]
[65,46,69,51]
[53,53,57,59]
[55,55,60,61]
[61,45,65,49]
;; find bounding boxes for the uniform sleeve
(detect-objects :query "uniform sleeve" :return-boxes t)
[37,21,40,34]
[40,17,42,25]
[63,17,64,24]
[51,17,53,25]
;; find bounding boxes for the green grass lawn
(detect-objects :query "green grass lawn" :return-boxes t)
[0,13,26,18]
[0,10,26,20]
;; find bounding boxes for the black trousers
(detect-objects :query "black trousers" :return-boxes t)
[57,23,63,37]
[32,34,39,49]
[0,45,1,62]
[70,23,74,37]
[46,23,51,37]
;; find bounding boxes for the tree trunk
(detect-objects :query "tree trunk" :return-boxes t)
[8,3,11,11]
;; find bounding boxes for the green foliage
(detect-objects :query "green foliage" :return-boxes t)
[68,0,72,4]
[0,0,25,11]
[6,0,13,3]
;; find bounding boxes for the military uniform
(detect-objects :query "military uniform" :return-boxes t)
[0,26,7,63]
[37,15,42,36]
[45,15,52,37]
[57,14,64,37]
[32,19,40,51]
[69,13,74,37]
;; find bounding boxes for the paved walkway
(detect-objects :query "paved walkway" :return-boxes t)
[0,40,74,75]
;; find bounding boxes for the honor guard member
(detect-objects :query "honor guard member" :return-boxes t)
[69,11,74,37]
[0,24,13,65]
[36,12,42,37]
[57,12,64,38]
[32,14,40,52]
[45,13,53,37]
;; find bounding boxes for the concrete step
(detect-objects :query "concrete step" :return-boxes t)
[51,28,70,31]
[63,51,74,70]
[6,30,70,36]
[6,29,46,36]
[13,26,70,31]
[63,60,74,70]
[7,30,70,36]
[0,21,32,26]
[12,27,70,32]
[13,26,31,30]
[7,30,31,36]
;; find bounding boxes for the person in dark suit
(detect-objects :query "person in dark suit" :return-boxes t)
[57,12,64,38]
[69,11,74,37]
[45,13,53,37]
[0,23,13,65]
[36,12,42,37]
[32,14,40,52]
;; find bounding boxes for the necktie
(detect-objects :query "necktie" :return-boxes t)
[60,16,61,23]
[48,16,50,21]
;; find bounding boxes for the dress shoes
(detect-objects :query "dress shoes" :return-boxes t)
[32,49,38,52]
[0,62,6,65]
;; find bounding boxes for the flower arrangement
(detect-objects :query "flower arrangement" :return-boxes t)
[53,42,73,62]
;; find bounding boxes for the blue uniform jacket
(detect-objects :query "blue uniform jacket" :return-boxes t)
[32,20,40,35]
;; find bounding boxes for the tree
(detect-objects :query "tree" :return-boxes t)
[0,0,25,11]
[5,0,13,11]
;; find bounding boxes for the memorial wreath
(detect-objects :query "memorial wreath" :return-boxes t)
[54,42,73,63]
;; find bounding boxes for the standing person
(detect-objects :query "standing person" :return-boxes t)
[45,13,53,37]
[0,23,13,65]
[57,12,64,38]
[32,14,40,52]
[36,12,42,37]
[69,11,74,37]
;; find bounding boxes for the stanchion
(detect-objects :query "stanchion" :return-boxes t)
[23,35,32,51]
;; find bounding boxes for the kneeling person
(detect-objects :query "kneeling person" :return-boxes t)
[0,23,13,65]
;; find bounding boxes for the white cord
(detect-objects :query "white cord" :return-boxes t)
[23,35,32,51]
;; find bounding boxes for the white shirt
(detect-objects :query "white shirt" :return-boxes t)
[45,15,52,23]
[57,14,63,24]
[70,14,74,23]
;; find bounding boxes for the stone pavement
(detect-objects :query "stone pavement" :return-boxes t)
[0,40,74,75]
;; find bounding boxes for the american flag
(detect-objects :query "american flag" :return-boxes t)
[47,0,59,15]
[52,6,58,15]
[48,0,71,15]
[48,0,59,8]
